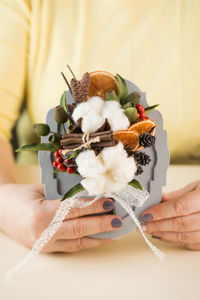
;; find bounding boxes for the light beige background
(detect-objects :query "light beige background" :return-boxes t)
[0,165,200,300]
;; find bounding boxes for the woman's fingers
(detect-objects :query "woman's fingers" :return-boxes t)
[162,180,200,202]
[144,213,200,233]
[43,198,114,220]
[155,239,200,251]
[141,189,200,222]
[42,237,115,253]
[64,198,114,220]
[55,215,122,240]
[150,230,200,244]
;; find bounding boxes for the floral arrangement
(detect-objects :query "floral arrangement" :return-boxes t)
[17,67,159,200]
[7,67,165,277]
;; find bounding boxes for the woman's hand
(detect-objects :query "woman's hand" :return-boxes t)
[140,180,200,250]
[0,184,122,253]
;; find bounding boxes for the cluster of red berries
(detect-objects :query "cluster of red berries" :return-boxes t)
[136,104,147,121]
[53,149,75,174]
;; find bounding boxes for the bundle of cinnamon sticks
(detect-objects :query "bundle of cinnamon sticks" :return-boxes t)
[61,130,116,150]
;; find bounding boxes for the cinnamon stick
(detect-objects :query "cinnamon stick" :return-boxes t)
[62,130,112,139]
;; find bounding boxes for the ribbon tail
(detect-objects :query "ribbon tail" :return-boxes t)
[114,197,166,261]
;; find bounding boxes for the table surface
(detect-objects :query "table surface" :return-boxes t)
[0,164,200,300]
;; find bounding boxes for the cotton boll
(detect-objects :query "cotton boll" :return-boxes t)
[81,114,105,133]
[76,150,105,177]
[72,97,104,120]
[102,101,130,131]
[81,175,107,195]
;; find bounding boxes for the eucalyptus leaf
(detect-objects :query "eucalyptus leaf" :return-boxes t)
[145,104,159,114]
[128,179,143,191]
[124,107,138,124]
[105,90,120,102]
[125,91,141,106]
[61,183,85,201]
[60,91,68,114]
[16,143,59,152]
[33,123,50,136]
[115,74,128,102]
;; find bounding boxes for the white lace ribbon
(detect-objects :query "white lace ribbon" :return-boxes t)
[6,186,165,278]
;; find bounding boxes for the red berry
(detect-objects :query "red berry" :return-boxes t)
[58,149,63,156]
[53,161,58,168]
[67,166,75,174]
[140,112,146,119]
[64,158,72,165]
[56,156,63,164]
[140,106,145,113]
[136,104,142,111]
[54,151,60,159]
[137,113,140,119]
[57,163,67,172]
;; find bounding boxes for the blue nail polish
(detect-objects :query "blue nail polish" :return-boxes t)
[140,214,153,223]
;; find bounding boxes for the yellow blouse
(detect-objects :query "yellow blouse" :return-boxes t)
[0,0,200,162]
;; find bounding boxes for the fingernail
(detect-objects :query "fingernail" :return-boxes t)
[140,214,153,223]
[151,235,161,240]
[103,201,114,210]
[141,224,147,232]
[111,218,122,228]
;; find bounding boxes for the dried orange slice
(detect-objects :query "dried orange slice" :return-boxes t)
[88,70,119,99]
[128,119,156,135]
[113,130,140,151]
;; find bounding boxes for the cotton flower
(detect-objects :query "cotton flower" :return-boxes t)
[72,96,130,133]
[75,143,137,195]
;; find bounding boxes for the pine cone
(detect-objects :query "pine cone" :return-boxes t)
[135,165,143,175]
[139,133,155,148]
[134,152,151,166]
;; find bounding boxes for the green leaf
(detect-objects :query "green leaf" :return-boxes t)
[33,123,50,136]
[60,92,68,114]
[67,150,79,159]
[115,74,128,102]
[105,90,120,102]
[16,143,59,152]
[124,107,138,124]
[61,183,85,201]
[124,91,141,106]
[128,179,143,191]
[145,104,159,114]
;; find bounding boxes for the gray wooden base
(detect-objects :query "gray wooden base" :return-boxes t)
[39,79,170,239]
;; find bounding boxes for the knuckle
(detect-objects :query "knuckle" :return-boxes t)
[178,232,190,243]
[72,219,85,238]
[69,206,80,219]
[173,217,186,231]
[71,239,83,252]
[99,216,111,232]
[173,200,187,215]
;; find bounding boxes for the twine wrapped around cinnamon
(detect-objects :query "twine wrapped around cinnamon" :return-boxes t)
[61,130,116,155]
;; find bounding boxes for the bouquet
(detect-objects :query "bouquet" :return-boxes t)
[7,67,169,277]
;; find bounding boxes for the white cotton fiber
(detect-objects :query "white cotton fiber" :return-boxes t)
[72,97,130,133]
[102,101,130,132]
[76,150,105,177]
[72,97,105,133]
[75,143,137,195]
